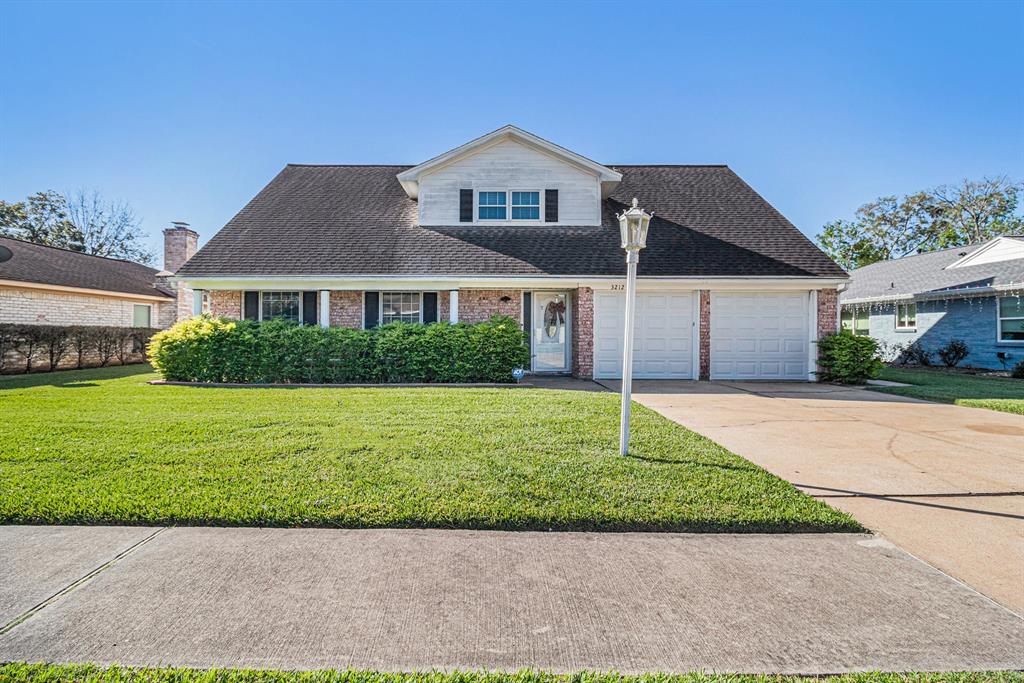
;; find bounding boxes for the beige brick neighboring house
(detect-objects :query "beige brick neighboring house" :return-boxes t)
[0,224,198,370]
[181,126,848,380]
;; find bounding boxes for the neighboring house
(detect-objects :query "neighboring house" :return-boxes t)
[176,125,847,381]
[839,236,1024,370]
[0,223,198,329]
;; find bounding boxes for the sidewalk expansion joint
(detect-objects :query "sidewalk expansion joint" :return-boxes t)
[0,526,168,636]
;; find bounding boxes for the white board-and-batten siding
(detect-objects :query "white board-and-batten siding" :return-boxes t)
[417,139,601,226]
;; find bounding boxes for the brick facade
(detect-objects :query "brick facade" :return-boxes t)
[209,290,242,318]
[330,291,363,328]
[571,287,594,378]
[457,289,522,324]
[698,289,711,380]
[0,285,171,327]
[816,288,839,339]
[438,291,450,323]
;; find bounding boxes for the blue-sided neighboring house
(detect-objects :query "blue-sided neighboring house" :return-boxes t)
[839,236,1024,370]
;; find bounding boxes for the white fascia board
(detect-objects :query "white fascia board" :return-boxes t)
[841,282,1023,306]
[396,125,622,199]
[178,274,847,292]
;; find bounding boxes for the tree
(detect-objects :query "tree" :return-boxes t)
[63,189,154,264]
[0,189,153,265]
[817,177,1024,270]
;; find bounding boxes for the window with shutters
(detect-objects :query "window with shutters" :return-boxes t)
[478,191,543,221]
[511,191,540,219]
[261,291,301,322]
[381,292,421,324]
[478,192,507,220]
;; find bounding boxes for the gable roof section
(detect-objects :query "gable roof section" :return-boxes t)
[0,236,172,299]
[396,125,622,199]
[177,164,846,279]
[840,241,1024,303]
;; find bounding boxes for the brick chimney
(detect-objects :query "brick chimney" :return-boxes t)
[162,221,198,274]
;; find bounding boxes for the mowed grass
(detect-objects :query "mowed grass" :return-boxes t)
[0,365,858,532]
[1,664,1019,683]
[873,367,1024,415]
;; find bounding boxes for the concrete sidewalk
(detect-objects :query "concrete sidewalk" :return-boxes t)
[614,380,1024,613]
[2,526,1022,673]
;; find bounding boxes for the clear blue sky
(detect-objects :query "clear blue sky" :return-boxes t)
[2,0,1022,262]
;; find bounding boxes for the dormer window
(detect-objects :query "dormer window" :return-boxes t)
[477,191,541,221]
[478,192,507,220]
[511,192,540,220]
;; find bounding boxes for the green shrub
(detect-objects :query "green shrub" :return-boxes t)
[148,314,530,384]
[937,339,969,367]
[815,330,883,384]
[1012,359,1024,380]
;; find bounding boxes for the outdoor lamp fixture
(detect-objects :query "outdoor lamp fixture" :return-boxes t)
[616,198,652,456]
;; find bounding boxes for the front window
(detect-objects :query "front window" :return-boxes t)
[132,304,151,327]
[261,291,300,322]
[478,192,507,220]
[895,303,916,330]
[840,308,870,336]
[381,292,421,324]
[998,296,1024,342]
[511,191,540,220]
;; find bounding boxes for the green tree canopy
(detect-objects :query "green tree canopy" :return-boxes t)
[0,189,154,265]
[817,177,1023,270]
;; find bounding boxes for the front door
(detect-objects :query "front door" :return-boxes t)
[533,292,570,372]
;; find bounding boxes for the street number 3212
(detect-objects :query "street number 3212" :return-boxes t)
[610,284,625,291]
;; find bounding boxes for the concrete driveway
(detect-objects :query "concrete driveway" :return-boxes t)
[619,380,1024,613]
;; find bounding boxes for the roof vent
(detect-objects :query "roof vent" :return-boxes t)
[0,245,12,263]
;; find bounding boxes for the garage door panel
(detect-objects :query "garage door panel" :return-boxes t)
[594,291,695,379]
[711,292,810,381]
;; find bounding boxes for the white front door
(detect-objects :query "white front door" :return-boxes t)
[710,291,811,380]
[593,291,697,379]
[533,292,570,372]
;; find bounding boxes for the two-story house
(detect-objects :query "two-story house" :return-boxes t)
[175,126,847,380]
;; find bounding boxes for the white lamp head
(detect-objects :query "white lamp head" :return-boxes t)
[617,197,652,251]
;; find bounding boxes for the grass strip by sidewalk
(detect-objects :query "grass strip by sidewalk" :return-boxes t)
[872,367,1024,416]
[0,365,858,532]
[1,664,1020,683]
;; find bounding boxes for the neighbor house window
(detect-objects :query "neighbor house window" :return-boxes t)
[511,191,540,220]
[840,308,870,336]
[478,192,507,220]
[132,304,151,328]
[895,303,916,330]
[381,292,421,324]
[261,291,300,322]
[998,296,1024,342]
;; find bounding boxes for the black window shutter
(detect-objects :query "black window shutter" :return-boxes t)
[459,189,473,222]
[364,292,379,329]
[243,291,259,320]
[545,189,558,222]
[522,292,532,356]
[422,292,438,323]
[302,291,317,326]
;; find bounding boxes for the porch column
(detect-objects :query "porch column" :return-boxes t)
[319,290,330,328]
[449,290,459,323]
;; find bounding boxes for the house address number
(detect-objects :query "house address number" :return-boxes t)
[611,284,625,291]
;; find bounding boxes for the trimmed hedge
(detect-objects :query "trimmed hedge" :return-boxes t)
[148,315,531,384]
[815,330,883,384]
[0,323,159,374]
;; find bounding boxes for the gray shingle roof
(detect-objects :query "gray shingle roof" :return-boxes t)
[177,164,846,279]
[840,242,1024,303]
[0,236,172,299]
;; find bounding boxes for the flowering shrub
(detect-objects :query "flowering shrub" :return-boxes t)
[148,314,530,384]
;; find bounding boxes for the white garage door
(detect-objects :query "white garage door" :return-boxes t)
[710,292,811,380]
[594,291,696,379]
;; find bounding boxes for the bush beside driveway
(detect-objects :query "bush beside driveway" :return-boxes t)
[0,366,857,532]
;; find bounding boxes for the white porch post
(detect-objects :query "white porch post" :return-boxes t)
[449,290,459,323]
[319,290,330,328]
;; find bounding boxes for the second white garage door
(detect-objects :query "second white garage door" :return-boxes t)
[710,292,811,380]
[593,291,696,379]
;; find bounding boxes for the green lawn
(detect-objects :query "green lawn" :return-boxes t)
[872,367,1024,415]
[1,664,1019,683]
[0,365,857,532]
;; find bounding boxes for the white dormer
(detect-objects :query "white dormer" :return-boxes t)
[946,236,1024,269]
[397,125,622,227]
